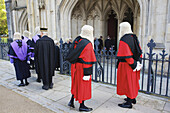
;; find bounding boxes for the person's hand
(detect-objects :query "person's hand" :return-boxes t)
[31,57,34,60]
[10,58,14,63]
[133,61,142,71]
[83,76,91,81]
[27,60,30,64]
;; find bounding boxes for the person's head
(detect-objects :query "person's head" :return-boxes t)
[94,37,96,40]
[107,35,110,39]
[13,32,22,41]
[23,30,29,38]
[100,36,103,39]
[80,25,94,47]
[119,22,133,40]
[40,28,48,37]
[54,40,59,46]
[66,38,70,43]
[69,38,72,43]
[34,26,41,36]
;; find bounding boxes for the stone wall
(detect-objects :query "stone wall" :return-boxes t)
[6,0,170,53]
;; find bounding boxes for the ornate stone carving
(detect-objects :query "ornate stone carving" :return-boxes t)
[39,0,45,9]
[87,9,99,19]
[71,7,83,20]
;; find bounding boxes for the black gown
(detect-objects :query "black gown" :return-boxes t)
[27,39,35,69]
[34,35,56,87]
[105,39,112,51]
[98,38,103,51]
[8,40,31,80]
[55,45,60,70]
[33,35,41,78]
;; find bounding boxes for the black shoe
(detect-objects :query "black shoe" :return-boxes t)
[18,83,25,87]
[79,106,93,112]
[49,83,53,89]
[36,79,41,83]
[124,98,136,104]
[68,102,75,108]
[25,82,29,86]
[118,102,132,109]
[42,86,49,90]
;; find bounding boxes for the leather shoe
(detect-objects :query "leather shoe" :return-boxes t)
[49,83,54,89]
[79,106,93,112]
[124,98,136,104]
[68,102,75,108]
[25,82,29,86]
[42,86,49,90]
[18,83,25,87]
[118,102,132,109]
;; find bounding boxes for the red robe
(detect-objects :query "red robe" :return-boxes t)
[117,34,142,99]
[66,37,96,103]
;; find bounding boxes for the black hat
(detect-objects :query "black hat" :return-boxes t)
[40,28,48,32]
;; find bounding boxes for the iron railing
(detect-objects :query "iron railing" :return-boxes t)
[0,38,13,60]
[0,38,169,97]
[59,38,170,97]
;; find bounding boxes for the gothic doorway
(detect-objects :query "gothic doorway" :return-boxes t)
[107,10,118,51]
[70,0,140,52]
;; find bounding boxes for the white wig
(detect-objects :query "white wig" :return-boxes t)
[13,32,22,41]
[34,26,41,36]
[119,22,133,40]
[80,25,94,48]
[23,30,30,38]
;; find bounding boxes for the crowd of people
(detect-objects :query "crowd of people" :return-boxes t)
[7,22,142,112]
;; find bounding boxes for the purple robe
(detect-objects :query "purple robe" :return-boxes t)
[23,36,29,43]
[10,40,28,61]
[32,35,40,43]
[8,40,31,80]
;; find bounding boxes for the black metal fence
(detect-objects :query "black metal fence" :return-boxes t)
[0,38,169,97]
[0,38,13,60]
[59,38,170,97]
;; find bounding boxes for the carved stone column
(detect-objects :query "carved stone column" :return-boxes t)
[5,0,13,38]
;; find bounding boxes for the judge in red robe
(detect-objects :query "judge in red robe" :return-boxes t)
[66,25,96,112]
[117,22,142,108]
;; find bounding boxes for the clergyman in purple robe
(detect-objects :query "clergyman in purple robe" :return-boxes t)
[8,32,31,87]
[22,30,35,69]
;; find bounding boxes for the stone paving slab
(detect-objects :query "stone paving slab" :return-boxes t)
[164,102,170,112]
[0,59,170,113]
[93,97,128,113]
[0,85,55,113]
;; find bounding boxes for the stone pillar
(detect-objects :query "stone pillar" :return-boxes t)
[47,0,56,39]
[5,0,13,38]
[27,0,32,34]
[100,19,105,39]
[31,0,35,33]
[133,16,137,34]
[165,0,170,53]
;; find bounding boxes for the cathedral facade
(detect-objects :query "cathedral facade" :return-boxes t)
[5,0,170,53]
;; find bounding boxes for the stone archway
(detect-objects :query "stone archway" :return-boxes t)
[59,0,146,48]
[18,9,28,34]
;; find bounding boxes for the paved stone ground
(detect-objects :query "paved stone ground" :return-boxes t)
[0,59,170,113]
[0,85,55,113]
